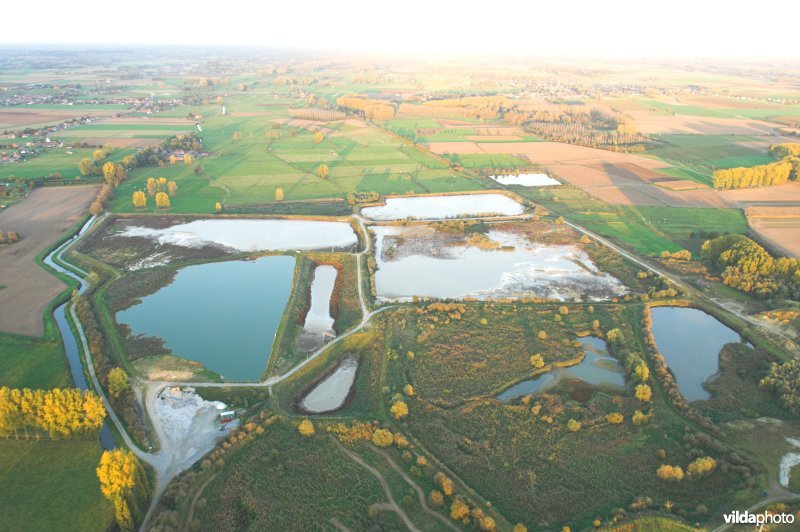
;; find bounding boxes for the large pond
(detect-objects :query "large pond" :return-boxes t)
[360,193,524,220]
[299,265,338,352]
[117,255,295,381]
[300,358,359,413]
[497,336,625,402]
[372,225,626,301]
[490,173,560,187]
[120,219,358,251]
[649,306,745,401]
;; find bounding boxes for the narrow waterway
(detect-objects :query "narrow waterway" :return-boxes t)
[43,216,115,449]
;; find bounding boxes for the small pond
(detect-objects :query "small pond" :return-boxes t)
[372,226,626,301]
[360,193,524,220]
[649,306,745,401]
[120,219,358,251]
[299,265,338,352]
[497,336,625,402]
[117,255,295,381]
[490,173,560,187]
[300,358,359,413]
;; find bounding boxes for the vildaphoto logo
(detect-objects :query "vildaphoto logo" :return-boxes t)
[723,510,795,525]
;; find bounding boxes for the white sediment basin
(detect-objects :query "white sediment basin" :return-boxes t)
[490,173,560,187]
[119,219,358,251]
[360,193,524,220]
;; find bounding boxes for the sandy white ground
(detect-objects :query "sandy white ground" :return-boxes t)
[490,173,560,187]
[361,193,524,220]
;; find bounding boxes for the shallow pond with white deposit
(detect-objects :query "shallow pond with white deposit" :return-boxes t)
[300,358,359,413]
[360,193,524,220]
[371,225,626,301]
[119,219,358,252]
[299,265,338,352]
[490,173,560,187]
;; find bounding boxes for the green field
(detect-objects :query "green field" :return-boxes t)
[0,333,70,389]
[0,439,112,532]
[646,134,775,184]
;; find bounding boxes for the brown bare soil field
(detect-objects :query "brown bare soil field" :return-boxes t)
[465,135,522,141]
[721,182,800,206]
[585,162,672,183]
[0,185,99,336]
[626,111,777,135]
[655,180,710,191]
[746,207,800,257]
[473,141,670,168]
[437,119,476,127]
[0,109,111,130]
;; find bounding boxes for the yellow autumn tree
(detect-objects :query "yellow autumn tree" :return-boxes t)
[606,413,624,424]
[513,525,528,532]
[632,410,650,426]
[429,490,444,506]
[155,192,170,208]
[102,161,116,185]
[687,456,716,479]
[167,181,178,197]
[314,131,324,143]
[132,191,146,208]
[97,449,146,530]
[297,418,315,436]
[403,384,415,397]
[450,498,470,521]
[530,354,545,368]
[567,419,581,432]
[434,471,454,497]
[390,400,409,420]
[635,384,652,402]
[371,428,394,447]
[275,187,284,201]
[146,178,157,197]
[316,164,329,179]
[107,368,130,399]
[657,464,684,482]
[215,202,222,213]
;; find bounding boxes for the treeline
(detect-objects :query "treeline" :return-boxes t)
[505,107,650,152]
[97,449,149,530]
[711,161,793,189]
[72,286,149,445]
[761,360,800,417]
[290,108,346,121]
[700,234,800,299]
[0,387,105,438]
[118,133,202,170]
[336,96,395,120]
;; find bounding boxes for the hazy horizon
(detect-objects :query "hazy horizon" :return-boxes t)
[4,0,799,60]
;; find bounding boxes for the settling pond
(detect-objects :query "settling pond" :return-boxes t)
[649,306,746,401]
[360,193,524,220]
[120,219,358,251]
[497,336,625,402]
[300,358,358,413]
[117,255,295,381]
[299,265,338,352]
[372,226,626,301]
[490,173,560,187]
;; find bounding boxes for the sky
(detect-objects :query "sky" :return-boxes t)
[3,0,799,59]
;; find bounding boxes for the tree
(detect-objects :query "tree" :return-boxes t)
[275,187,284,201]
[632,410,650,425]
[429,490,444,507]
[97,449,146,530]
[155,192,170,208]
[559,305,569,315]
[530,354,545,368]
[513,525,528,532]
[146,178,157,197]
[79,158,95,176]
[102,161,116,185]
[297,418,315,436]
[93,149,107,161]
[403,384,415,396]
[567,419,581,432]
[167,181,178,197]
[372,428,394,447]
[132,191,146,208]
[635,384,652,403]
[687,456,716,479]
[450,498,470,521]
[314,131,324,143]
[606,413,624,424]
[391,400,409,419]
[657,464,684,482]
[107,368,130,399]
[316,164,329,179]
[434,471,454,496]
[215,202,222,213]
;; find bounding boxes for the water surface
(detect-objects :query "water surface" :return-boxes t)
[361,193,524,220]
[497,337,625,402]
[117,255,295,381]
[299,265,338,352]
[649,306,744,401]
